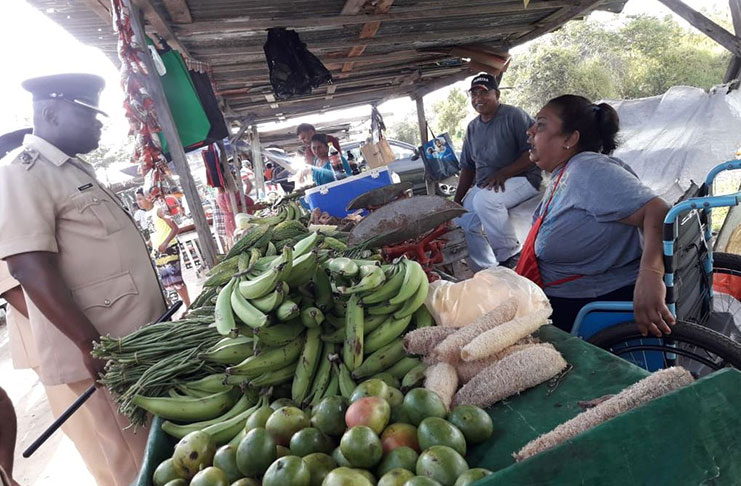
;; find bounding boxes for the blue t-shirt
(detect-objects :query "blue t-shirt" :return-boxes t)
[459,104,541,189]
[534,152,657,298]
[312,155,352,186]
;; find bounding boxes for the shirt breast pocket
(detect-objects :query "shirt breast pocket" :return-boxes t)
[72,188,124,236]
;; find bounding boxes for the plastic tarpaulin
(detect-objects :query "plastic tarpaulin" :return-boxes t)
[609,85,741,202]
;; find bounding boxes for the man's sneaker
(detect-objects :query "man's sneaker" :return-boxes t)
[499,252,521,269]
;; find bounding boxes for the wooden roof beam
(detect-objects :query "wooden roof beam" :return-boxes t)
[190,25,522,57]
[161,0,192,24]
[131,0,191,57]
[78,0,113,23]
[212,51,443,71]
[657,0,741,58]
[175,1,568,36]
[507,0,604,47]
[340,0,396,76]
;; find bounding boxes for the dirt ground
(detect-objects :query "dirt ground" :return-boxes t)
[1,254,205,486]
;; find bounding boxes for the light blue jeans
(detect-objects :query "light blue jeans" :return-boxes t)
[456,177,538,271]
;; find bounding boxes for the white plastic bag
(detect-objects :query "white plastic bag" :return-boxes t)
[425,267,550,327]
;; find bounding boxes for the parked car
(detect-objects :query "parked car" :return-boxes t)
[342,139,459,197]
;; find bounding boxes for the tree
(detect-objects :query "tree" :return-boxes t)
[501,14,731,115]
[430,87,473,147]
[387,115,420,145]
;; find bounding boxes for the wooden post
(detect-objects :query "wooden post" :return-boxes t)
[724,0,741,83]
[657,0,741,58]
[251,126,266,198]
[125,0,218,268]
[216,140,242,215]
[415,95,435,196]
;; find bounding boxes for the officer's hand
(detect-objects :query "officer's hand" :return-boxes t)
[81,347,106,385]
[481,171,508,192]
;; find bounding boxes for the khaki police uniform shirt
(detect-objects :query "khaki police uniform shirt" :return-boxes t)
[0,260,40,369]
[0,134,166,385]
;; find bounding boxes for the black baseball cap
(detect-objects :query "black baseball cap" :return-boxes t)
[22,73,108,117]
[469,73,499,92]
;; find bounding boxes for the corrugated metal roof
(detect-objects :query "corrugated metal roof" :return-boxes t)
[25,0,627,124]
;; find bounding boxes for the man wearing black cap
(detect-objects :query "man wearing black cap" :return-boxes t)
[454,73,541,271]
[0,74,166,486]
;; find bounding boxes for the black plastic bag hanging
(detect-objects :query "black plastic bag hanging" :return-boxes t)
[263,28,332,100]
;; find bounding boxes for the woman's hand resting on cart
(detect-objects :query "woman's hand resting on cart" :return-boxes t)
[633,268,676,337]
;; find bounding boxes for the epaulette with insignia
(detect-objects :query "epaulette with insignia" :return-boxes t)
[16,149,40,170]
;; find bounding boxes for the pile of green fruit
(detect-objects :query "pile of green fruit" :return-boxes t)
[152,379,494,486]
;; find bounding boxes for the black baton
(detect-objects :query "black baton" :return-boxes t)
[22,300,183,458]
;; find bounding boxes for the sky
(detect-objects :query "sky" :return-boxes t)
[0,0,733,140]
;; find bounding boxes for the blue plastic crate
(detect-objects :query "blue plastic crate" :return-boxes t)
[304,167,393,218]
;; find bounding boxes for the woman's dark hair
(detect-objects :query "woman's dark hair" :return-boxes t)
[547,94,620,154]
[135,187,145,196]
[310,133,329,146]
[297,123,316,135]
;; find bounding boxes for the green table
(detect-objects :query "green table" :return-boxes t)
[135,326,741,485]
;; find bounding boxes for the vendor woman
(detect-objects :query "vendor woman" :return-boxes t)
[517,94,675,338]
[310,133,352,186]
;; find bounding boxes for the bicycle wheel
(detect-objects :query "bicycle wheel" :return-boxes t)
[588,320,741,378]
[711,252,741,341]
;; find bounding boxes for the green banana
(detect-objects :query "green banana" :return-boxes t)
[352,340,406,379]
[413,304,434,328]
[371,372,401,390]
[132,388,240,422]
[250,361,298,387]
[323,366,340,399]
[386,356,422,380]
[401,363,427,391]
[199,337,255,364]
[389,259,424,305]
[266,241,277,256]
[327,257,359,278]
[361,265,405,305]
[160,393,255,439]
[254,255,280,272]
[313,268,332,312]
[321,326,346,344]
[321,236,347,251]
[250,207,287,226]
[393,274,429,319]
[364,314,413,354]
[292,328,322,404]
[183,374,232,393]
[324,312,345,329]
[226,336,304,377]
[284,252,318,287]
[337,265,385,294]
[363,314,391,335]
[253,320,305,347]
[201,404,259,446]
[238,266,282,300]
[275,299,300,322]
[367,301,403,316]
[231,282,269,328]
[337,361,356,399]
[293,232,322,258]
[237,252,251,273]
[300,307,325,328]
[333,299,347,316]
[307,344,333,406]
[215,279,238,336]
[343,295,364,372]
[251,282,288,313]
[228,427,247,448]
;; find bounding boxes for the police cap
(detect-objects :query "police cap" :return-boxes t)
[0,128,32,157]
[22,73,107,117]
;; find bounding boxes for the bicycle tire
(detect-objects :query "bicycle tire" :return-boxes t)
[588,320,741,370]
[713,252,741,272]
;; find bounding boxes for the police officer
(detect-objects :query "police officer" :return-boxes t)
[0,73,166,486]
